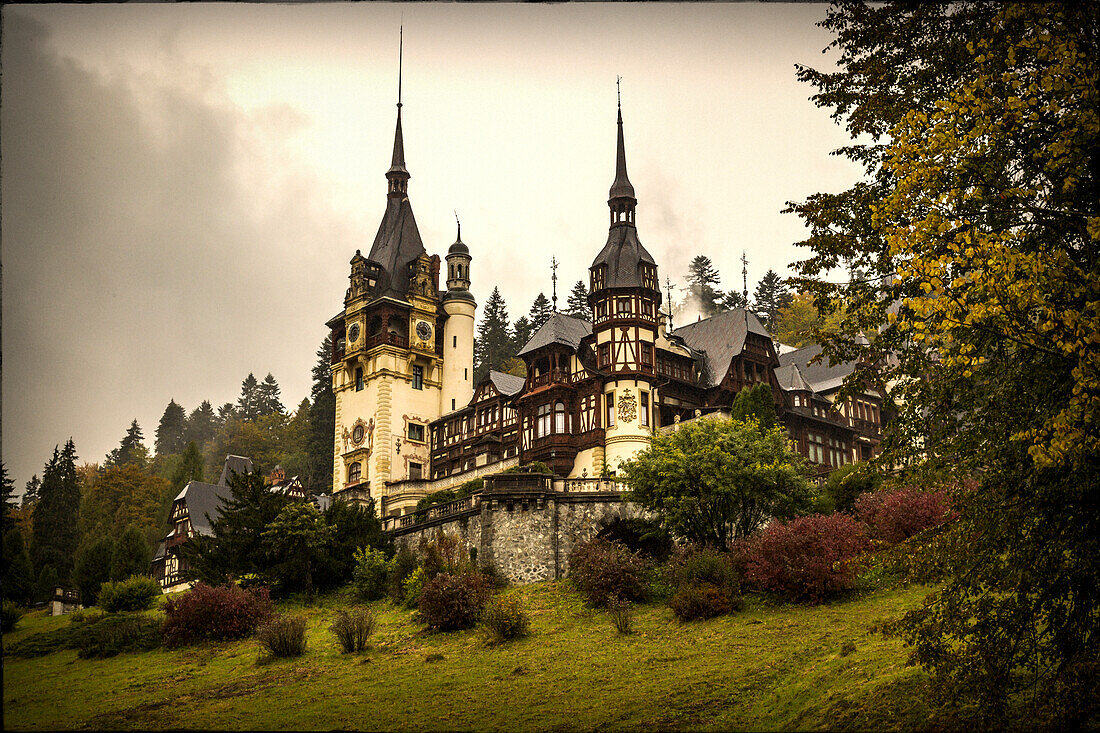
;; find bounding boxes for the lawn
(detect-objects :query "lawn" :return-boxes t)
[3,582,943,731]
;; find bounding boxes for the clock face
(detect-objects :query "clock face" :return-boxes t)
[416,321,432,341]
[352,424,365,445]
[347,323,361,343]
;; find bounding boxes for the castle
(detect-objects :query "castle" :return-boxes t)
[326,80,883,520]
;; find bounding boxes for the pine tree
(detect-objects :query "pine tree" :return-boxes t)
[30,439,81,583]
[2,527,35,604]
[73,535,114,606]
[237,373,261,421]
[104,420,149,468]
[686,255,723,317]
[216,402,237,426]
[730,384,778,430]
[306,335,336,492]
[2,463,17,534]
[170,442,204,493]
[155,399,187,457]
[184,400,217,447]
[473,287,513,382]
[565,280,590,320]
[528,293,553,330]
[257,373,285,416]
[512,315,534,355]
[21,475,40,508]
[111,525,150,581]
[752,270,791,333]
[720,290,748,311]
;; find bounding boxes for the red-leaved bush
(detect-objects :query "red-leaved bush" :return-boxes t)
[417,572,494,631]
[734,513,872,604]
[853,486,951,544]
[162,582,274,647]
[568,537,652,608]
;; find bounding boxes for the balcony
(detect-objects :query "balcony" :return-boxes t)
[527,369,571,390]
[363,331,409,351]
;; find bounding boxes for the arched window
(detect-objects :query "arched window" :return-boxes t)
[554,402,566,434]
[347,462,361,484]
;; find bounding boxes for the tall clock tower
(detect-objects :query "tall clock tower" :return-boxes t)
[328,92,446,511]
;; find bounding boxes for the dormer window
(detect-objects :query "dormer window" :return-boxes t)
[642,265,657,291]
[592,266,605,292]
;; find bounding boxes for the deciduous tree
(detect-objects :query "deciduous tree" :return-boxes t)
[620,418,811,547]
[787,2,1100,724]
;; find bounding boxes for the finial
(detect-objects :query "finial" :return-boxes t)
[616,76,621,108]
[397,24,403,110]
[551,256,559,312]
[455,210,460,240]
[665,276,676,329]
[741,251,749,303]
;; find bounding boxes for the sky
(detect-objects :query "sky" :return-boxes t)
[1,3,864,492]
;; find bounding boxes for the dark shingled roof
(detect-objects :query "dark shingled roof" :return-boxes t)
[774,363,813,393]
[367,196,426,299]
[777,343,857,394]
[218,455,254,487]
[590,226,656,289]
[609,106,636,201]
[518,313,592,357]
[672,308,770,388]
[489,370,526,397]
[175,481,230,536]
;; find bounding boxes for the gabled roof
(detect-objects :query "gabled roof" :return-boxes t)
[774,363,812,393]
[518,313,592,357]
[590,226,656,289]
[672,308,771,388]
[175,481,230,536]
[367,196,426,299]
[777,342,857,394]
[218,455,253,487]
[488,370,526,397]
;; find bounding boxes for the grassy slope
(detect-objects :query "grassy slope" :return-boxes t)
[3,583,941,732]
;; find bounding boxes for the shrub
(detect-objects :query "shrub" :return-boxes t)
[162,582,274,647]
[76,613,163,659]
[386,544,418,603]
[419,531,471,579]
[352,547,389,601]
[502,461,550,474]
[5,625,79,657]
[417,572,494,631]
[256,614,307,658]
[568,537,651,608]
[669,583,735,621]
[597,517,673,562]
[669,545,740,592]
[734,513,872,604]
[822,462,882,513]
[854,486,951,545]
[608,596,634,634]
[98,575,162,613]
[68,608,106,626]
[2,600,25,632]
[330,607,377,653]
[402,567,426,608]
[481,593,529,642]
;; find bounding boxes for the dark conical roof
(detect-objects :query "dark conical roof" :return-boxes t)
[388,107,408,176]
[368,195,426,298]
[590,225,656,288]
[608,105,635,201]
[448,219,469,256]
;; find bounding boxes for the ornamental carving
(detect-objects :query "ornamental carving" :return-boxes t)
[345,417,374,455]
[617,388,637,424]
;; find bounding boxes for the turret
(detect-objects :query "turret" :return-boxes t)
[441,220,476,414]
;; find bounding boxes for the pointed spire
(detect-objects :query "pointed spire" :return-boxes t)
[608,76,636,203]
[386,26,409,192]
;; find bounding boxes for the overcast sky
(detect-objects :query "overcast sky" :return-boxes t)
[1,3,863,491]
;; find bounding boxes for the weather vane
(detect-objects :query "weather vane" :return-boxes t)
[742,251,749,304]
[665,276,676,329]
[551,256,559,312]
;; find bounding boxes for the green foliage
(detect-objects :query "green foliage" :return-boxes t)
[686,255,723,318]
[181,469,289,586]
[2,463,17,534]
[2,528,35,605]
[668,583,736,622]
[528,292,553,331]
[480,593,529,643]
[351,547,389,601]
[752,270,790,333]
[155,399,187,458]
[261,502,334,597]
[822,462,881,513]
[596,517,672,562]
[568,537,651,608]
[415,480,481,513]
[329,607,377,653]
[75,613,163,659]
[73,535,114,607]
[170,442,204,493]
[474,286,513,382]
[666,546,743,622]
[319,497,388,590]
[564,280,590,320]
[104,420,149,469]
[402,567,426,609]
[31,440,81,583]
[257,373,285,417]
[305,335,337,492]
[729,384,778,430]
[97,575,161,613]
[33,564,59,605]
[184,400,218,448]
[386,544,418,603]
[256,614,307,658]
[2,600,25,632]
[79,464,168,545]
[621,417,812,547]
[502,461,551,475]
[111,525,151,582]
